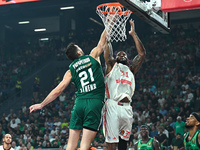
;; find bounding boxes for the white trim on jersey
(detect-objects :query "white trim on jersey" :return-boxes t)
[0,145,15,150]
[105,62,135,102]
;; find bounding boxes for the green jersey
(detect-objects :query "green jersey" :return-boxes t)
[137,138,154,150]
[69,55,105,100]
[184,130,200,150]
[174,121,185,136]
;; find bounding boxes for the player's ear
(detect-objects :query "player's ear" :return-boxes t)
[77,50,82,56]
[196,122,200,126]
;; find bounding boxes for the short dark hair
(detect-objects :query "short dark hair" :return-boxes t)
[65,43,79,61]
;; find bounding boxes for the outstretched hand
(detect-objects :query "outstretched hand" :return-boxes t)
[29,104,43,113]
[129,19,136,35]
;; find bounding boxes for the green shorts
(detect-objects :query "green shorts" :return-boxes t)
[69,98,104,131]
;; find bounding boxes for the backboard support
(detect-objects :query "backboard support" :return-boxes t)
[117,0,170,34]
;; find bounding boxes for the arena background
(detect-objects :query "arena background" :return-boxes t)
[0,0,199,150]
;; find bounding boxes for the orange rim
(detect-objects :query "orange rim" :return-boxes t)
[96,2,132,15]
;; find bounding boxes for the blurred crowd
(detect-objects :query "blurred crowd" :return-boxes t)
[0,24,200,150]
[0,38,60,102]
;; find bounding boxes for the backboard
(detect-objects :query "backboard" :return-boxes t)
[117,0,170,34]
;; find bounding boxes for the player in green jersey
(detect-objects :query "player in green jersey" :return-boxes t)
[134,125,160,150]
[29,29,107,150]
[184,112,200,150]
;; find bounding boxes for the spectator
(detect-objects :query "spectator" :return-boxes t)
[150,125,159,138]
[53,117,61,130]
[174,116,185,136]
[164,121,174,146]
[96,134,105,148]
[159,106,168,117]
[11,141,19,150]
[45,118,54,131]
[51,136,61,148]
[26,142,33,150]
[50,125,58,136]
[137,109,146,123]
[15,78,22,97]
[63,139,68,150]
[44,141,52,148]
[184,89,194,104]
[60,132,67,146]
[158,95,165,107]
[61,118,68,129]
[145,117,152,128]
[156,127,168,149]
[19,144,27,150]
[32,80,40,100]
[6,109,14,122]
[129,133,139,146]
[170,133,184,150]
[38,115,45,128]
[10,118,18,131]
[59,92,66,102]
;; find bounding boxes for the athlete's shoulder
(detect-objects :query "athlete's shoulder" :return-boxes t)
[87,55,97,61]
[134,140,139,150]
[153,138,161,150]
[153,137,159,143]
[0,145,10,150]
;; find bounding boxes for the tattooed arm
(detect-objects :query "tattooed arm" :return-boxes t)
[129,19,146,75]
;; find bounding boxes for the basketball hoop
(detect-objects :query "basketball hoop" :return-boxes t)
[96,2,132,42]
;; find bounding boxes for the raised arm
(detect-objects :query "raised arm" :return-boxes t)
[90,29,107,63]
[104,41,115,74]
[29,70,72,113]
[129,19,146,75]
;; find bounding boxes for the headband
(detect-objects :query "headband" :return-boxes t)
[191,112,200,122]
[141,125,149,131]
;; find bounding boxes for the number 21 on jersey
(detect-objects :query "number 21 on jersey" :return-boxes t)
[79,68,94,87]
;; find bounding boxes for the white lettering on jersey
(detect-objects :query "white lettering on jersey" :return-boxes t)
[105,63,135,102]
[73,57,90,69]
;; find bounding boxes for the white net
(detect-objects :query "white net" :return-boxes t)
[96,4,132,42]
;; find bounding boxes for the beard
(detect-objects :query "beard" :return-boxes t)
[185,124,193,129]
[4,141,11,145]
[116,59,128,65]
